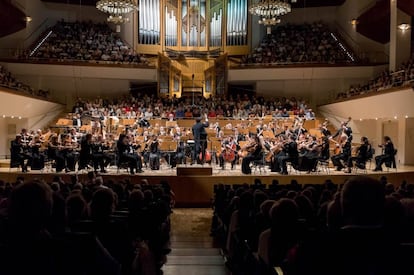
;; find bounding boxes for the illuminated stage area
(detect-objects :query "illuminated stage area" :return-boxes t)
[1,163,413,207]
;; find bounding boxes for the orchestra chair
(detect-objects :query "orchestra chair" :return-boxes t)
[385,149,398,172]
[115,153,130,174]
[316,159,330,174]
[252,152,267,174]
[353,148,375,174]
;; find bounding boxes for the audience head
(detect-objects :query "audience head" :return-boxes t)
[90,188,115,222]
[341,176,385,227]
[8,180,53,233]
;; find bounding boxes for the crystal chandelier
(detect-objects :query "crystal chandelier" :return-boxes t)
[96,0,138,29]
[249,0,292,34]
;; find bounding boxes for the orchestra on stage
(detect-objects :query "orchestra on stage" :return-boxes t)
[9,114,396,175]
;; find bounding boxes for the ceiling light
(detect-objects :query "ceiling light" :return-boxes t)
[96,0,138,28]
[398,23,410,31]
[351,19,359,26]
[249,0,293,34]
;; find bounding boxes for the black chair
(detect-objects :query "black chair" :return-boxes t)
[385,149,397,172]
[9,148,21,171]
[252,153,267,174]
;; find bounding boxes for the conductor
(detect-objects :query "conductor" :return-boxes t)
[192,114,209,164]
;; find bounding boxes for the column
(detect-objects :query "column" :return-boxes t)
[389,0,411,71]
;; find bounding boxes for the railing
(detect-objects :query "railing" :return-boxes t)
[23,18,52,49]
[334,22,389,64]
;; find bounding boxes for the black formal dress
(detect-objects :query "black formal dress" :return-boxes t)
[78,137,93,170]
[241,144,263,174]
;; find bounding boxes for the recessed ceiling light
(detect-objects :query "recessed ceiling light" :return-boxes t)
[398,23,410,31]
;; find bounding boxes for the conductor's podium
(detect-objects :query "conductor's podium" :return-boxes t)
[176,165,213,176]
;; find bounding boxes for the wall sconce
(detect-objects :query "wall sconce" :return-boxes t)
[398,23,410,32]
[351,19,359,26]
[24,16,32,23]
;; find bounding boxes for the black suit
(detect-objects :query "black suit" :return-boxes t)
[192,120,209,163]
[10,140,31,172]
[347,143,370,169]
[278,141,299,174]
[375,141,395,171]
[117,140,142,174]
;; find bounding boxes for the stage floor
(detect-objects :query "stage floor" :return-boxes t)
[1,161,413,206]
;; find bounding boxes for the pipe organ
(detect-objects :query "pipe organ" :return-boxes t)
[137,0,249,52]
[139,0,245,97]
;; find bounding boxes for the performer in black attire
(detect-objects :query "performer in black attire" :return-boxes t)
[192,115,209,164]
[167,141,186,168]
[78,133,93,171]
[298,135,320,172]
[319,136,330,161]
[10,134,31,172]
[374,136,395,171]
[28,135,45,170]
[278,135,299,175]
[148,135,160,170]
[241,136,263,174]
[92,135,112,173]
[117,134,143,174]
[331,134,352,171]
[346,136,371,173]
[219,136,237,170]
[59,134,77,172]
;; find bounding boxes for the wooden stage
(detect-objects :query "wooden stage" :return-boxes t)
[0,163,413,207]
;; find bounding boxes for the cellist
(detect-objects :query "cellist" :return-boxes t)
[219,136,237,170]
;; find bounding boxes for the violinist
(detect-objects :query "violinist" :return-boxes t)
[277,135,299,175]
[78,133,93,171]
[59,133,77,172]
[346,136,371,173]
[219,136,237,170]
[331,133,352,171]
[92,135,112,173]
[269,136,287,173]
[373,136,395,171]
[298,135,320,172]
[10,134,32,172]
[148,135,160,170]
[117,134,143,174]
[241,135,263,174]
[28,135,45,170]
[20,128,32,146]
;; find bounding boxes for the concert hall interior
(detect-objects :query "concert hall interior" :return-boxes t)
[1,0,414,274]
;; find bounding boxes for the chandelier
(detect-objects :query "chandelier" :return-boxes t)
[96,0,138,27]
[249,0,292,34]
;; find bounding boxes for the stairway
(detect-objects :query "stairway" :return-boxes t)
[163,208,228,275]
